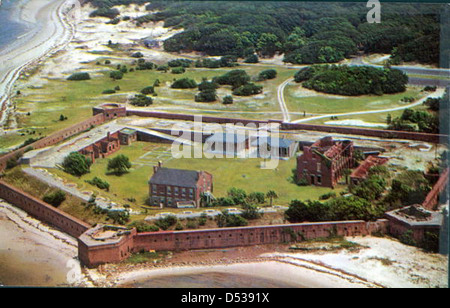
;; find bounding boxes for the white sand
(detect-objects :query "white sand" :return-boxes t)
[111,261,374,288]
[0,201,92,287]
[91,235,448,288]
[0,0,75,130]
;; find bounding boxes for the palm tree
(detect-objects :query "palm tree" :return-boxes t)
[266,190,278,207]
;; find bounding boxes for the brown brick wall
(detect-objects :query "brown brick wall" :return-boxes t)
[0,114,106,172]
[78,230,136,268]
[0,180,91,238]
[422,168,449,210]
[132,220,386,252]
[125,110,447,144]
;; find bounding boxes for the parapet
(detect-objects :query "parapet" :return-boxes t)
[93,103,127,119]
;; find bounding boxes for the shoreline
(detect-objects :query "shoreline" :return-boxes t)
[0,0,76,131]
[112,261,374,288]
[0,200,93,287]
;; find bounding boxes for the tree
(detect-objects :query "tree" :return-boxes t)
[62,152,92,176]
[107,154,132,175]
[266,190,278,207]
[227,187,247,205]
[244,54,259,63]
[213,70,250,89]
[256,33,281,57]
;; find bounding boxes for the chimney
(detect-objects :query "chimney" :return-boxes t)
[154,161,163,174]
[107,132,111,141]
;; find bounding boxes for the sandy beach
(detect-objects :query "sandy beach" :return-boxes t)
[82,236,448,289]
[0,0,75,131]
[0,201,92,286]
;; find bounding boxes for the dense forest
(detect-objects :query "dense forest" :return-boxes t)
[294,65,408,96]
[85,1,443,65]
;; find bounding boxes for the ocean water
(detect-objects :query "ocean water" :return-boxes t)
[123,272,302,288]
[0,0,28,52]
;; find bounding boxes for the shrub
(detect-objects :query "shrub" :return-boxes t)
[107,210,130,225]
[141,86,155,95]
[168,59,193,68]
[128,220,159,232]
[67,72,91,81]
[136,61,154,70]
[171,78,197,89]
[195,91,217,102]
[86,177,110,191]
[258,69,277,80]
[110,70,124,80]
[155,215,178,230]
[244,54,259,63]
[131,52,144,58]
[43,191,66,207]
[216,210,248,227]
[129,94,153,107]
[222,95,233,105]
[232,83,263,96]
[89,8,120,19]
[171,67,186,74]
[213,69,250,89]
[102,89,116,94]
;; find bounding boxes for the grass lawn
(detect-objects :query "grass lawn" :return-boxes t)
[285,84,425,118]
[48,141,345,216]
[4,61,295,151]
[2,168,109,225]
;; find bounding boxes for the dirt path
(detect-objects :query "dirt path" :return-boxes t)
[290,87,445,124]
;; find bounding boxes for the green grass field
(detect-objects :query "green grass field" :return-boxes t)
[47,141,345,213]
[285,84,425,117]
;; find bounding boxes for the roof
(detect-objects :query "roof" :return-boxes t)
[120,128,137,135]
[206,132,249,144]
[149,167,202,188]
[385,205,443,227]
[251,137,296,148]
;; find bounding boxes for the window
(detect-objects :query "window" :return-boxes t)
[317,175,322,185]
[317,162,321,172]
[167,186,172,194]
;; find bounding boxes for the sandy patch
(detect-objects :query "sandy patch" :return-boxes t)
[265,236,448,288]
[324,119,388,128]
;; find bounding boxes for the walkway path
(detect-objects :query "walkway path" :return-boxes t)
[277,77,294,122]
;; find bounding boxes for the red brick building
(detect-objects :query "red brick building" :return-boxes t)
[149,162,213,208]
[350,155,389,187]
[297,137,354,188]
[79,132,121,163]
